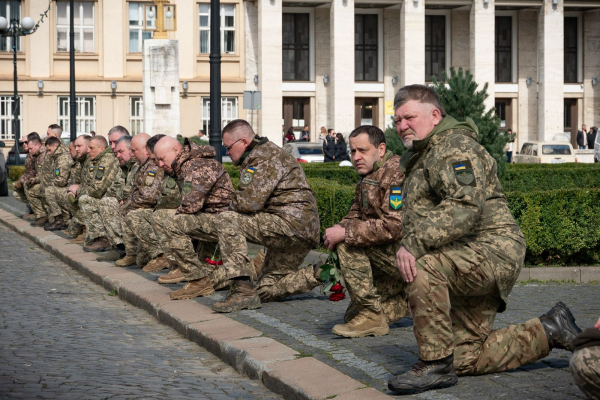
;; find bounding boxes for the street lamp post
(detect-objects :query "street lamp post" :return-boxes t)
[209,0,222,162]
[0,15,35,167]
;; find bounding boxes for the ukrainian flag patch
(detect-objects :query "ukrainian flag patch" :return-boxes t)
[390,187,402,210]
[148,171,156,177]
[454,164,467,171]
[55,168,60,177]
[452,160,476,186]
[246,167,256,174]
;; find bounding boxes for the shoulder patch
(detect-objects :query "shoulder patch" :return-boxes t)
[182,180,193,196]
[389,186,402,210]
[165,177,177,189]
[55,168,60,177]
[148,171,156,177]
[241,167,255,185]
[453,160,476,187]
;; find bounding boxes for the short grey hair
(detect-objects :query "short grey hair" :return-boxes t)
[108,125,130,138]
[393,84,446,117]
[115,135,132,148]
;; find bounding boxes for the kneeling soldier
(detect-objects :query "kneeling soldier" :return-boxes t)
[323,125,408,338]
[43,136,73,231]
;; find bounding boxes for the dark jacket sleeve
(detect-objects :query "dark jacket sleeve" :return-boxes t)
[323,139,336,159]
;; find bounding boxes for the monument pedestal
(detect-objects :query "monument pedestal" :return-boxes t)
[142,39,180,137]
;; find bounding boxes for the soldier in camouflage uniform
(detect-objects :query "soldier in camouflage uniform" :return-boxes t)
[63,136,92,239]
[115,133,167,268]
[74,136,119,250]
[571,316,600,400]
[152,136,234,299]
[13,132,41,220]
[21,137,48,225]
[322,126,407,338]
[43,136,74,230]
[93,136,138,258]
[387,85,583,395]
[211,119,320,313]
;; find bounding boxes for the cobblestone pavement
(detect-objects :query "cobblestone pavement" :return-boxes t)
[1,196,597,399]
[0,223,281,400]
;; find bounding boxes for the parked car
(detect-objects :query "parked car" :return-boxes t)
[512,141,577,164]
[0,141,8,196]
[220,146,232,163]
[595,134,600,162]
[283,142,324,163]
[5,141,26,168]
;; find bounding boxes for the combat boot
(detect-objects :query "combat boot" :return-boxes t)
[44,215,67,231]
[71,232,86,244]
[114,255,136,267]
[211,280,261,313]
[388,355,458,395]
[22,213,37,221]
[83,237,112,252]
[332,308,389,338]
[142,255,169,272]
[170,277,214,300]
[31,216,48,227]
[97,249,126,262]
[158,269,186,284]
[539,301,582,352]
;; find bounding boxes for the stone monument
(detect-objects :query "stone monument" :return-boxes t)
[142,0,179,137]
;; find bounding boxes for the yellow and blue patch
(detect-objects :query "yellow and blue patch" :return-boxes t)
[454,164,467,171]
[246,167,256,174]
[390,187,402,210]
[148,171,156,177]
[55,168,60,177]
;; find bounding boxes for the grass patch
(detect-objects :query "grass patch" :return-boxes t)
[107,288,118,296]
[295,351,312,359]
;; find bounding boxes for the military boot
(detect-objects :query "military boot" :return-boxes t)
[97,249,126,262]
[115,255,136,267]
[22,213,37,221]
[142,255,170,272]
[388,355,458,395]
[44,215,66,231]
[170,277,214,300]
[71,232,86,244]
[158,269,186,284]
[539,301,582,352]
[332,308,389,338]
[211,280,261,313]
[31,216,48,227]
[83,237,112,252]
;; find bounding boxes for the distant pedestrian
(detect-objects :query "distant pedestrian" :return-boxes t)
[198,129,209,142]
[335,133,349,162]
[323,129,337,162]
[505,129,514,163]
[285,127,296,143]
[587,127,597,150]
[319,126,327,142]
[90,131,96,137]
[300,125,310,142]
[577,125,588,149]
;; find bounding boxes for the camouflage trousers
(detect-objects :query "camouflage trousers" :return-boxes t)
[13,184,26,203]
[571,345,600,400]
[216,211,319,303]
[152,209,218,281]
[410,237,549,375]
[337,242,408,325]
[99,196,123,247]
[124,208,163,261]
[45,186,71,221]
[24,184,47,218]
[78,195,108,245]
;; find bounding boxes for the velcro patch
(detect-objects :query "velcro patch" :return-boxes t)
[182,181,193,196]
[148,171,156,177]
[390,186,402,210]
[55,168,60,177]
[453,160,476,187]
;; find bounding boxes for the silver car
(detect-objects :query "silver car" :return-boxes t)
[283,142,324,163]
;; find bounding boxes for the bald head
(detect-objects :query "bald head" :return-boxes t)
[154,136,182,174]
[131,133,151,165]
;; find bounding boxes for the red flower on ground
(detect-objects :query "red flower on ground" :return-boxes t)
[206,258,223,265]
[330,283,344,293]
[329,292,345,301]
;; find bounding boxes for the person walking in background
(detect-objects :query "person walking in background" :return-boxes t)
[505,129,514,164]
[323,129,337,162]
[577,125,588,149]
[587,127,597,150]
[319,126,327,142]
[285,127,296,143]
[335,133,350,162]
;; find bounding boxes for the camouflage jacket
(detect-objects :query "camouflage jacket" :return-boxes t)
[338,152,404,247]
[233,137,320,245]
[172,141,234,214]
[399,115,525,307]
[123,158,163,214]
[29,147,47,186]
[47,144,73,188]
[78,147,119,199]
[106,158,138,201]
[68,154,88,186]
[155,175,182,211]
[18,152,36,184]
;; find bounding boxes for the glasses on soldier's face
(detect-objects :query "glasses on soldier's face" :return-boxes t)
[224,138,243,151]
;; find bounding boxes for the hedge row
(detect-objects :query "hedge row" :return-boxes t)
[8,166,25,182]
[501,168,600,192]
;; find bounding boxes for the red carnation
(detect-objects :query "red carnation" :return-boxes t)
[329,292,345,301]
[330,283,344,293]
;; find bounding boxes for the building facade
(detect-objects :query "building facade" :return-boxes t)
[0,0,599,152]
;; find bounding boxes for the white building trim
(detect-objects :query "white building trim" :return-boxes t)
[282,82,316,92]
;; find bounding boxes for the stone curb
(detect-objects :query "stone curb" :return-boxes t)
[0,209,391,400]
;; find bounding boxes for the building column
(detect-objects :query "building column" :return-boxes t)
[257,0,282,145]
[537,0,564,141]
[399,0,424,87]
[103,0,124,78]
[470,0,495,111]
[28,0,51,78]
[329,0,354,134]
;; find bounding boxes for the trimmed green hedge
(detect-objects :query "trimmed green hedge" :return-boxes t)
[501,167,600,192]
[8,166,25,182]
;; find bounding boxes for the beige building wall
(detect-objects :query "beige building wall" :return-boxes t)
[583,11,600,130]
[451,10,470,72]
[517,10,538,144]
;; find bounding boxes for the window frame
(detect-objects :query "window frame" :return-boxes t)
[424,10,451,83]
[564,12,582,84]
[201,97,239,134]
[354,10,383,83]
[282,12,310,82]
[0,95,22,140]
[129,96,144,135]
[57,96,96,136]
[495,11,517,84]
[198,3,237,55]
[0,1,21,52]
[127,1,153,54]
[282,7,315,82]
[56,1,95,53]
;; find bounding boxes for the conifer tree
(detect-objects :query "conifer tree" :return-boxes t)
[432,67,508,177]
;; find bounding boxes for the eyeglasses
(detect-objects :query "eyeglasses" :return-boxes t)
[224,138,243,151]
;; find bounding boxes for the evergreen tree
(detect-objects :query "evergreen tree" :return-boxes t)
[432,67,508,177]
[384,121,407,157]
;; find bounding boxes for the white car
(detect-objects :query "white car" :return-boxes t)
[512,141,577,164]
[282,142,324,163]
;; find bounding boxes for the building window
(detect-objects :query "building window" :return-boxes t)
[355,14,378,82]
[58,96,96,135]
[57,1,95,53]
[198,4,235,54]
[495,16,512,83]
[201,97,238,134]
[564,17,578,83]
[495,101,507,128]
[0,95,22,140]
[129,97,144,135]
[425,15,446,82]
[128,2,152,53]
[0,1,21,52]
[282,13,309,81]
